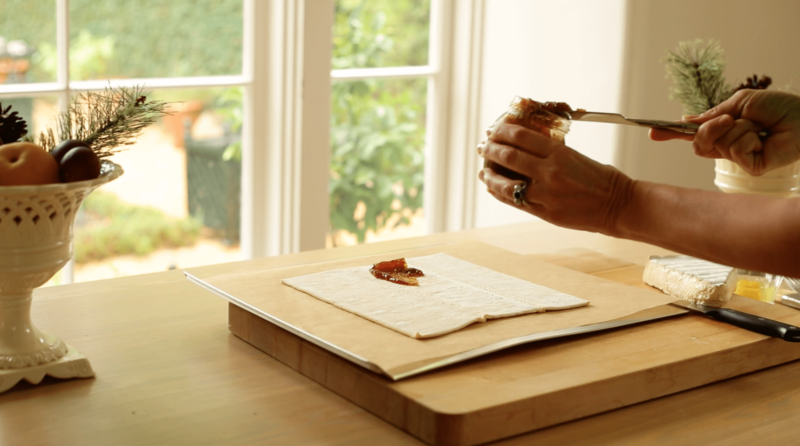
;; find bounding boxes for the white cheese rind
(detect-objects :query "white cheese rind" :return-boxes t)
[642,255,737,306]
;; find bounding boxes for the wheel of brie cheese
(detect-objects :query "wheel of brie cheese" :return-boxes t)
[643,255,737,307]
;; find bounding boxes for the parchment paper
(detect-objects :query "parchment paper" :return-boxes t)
[202,241,676,377]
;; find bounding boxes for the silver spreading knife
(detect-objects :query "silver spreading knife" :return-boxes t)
[568,110,700,134]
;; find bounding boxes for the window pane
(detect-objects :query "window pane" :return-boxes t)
[68,0,243,80]
[67,87,243,282]
[0,0,57,84]
[329,77,427,247]
[333,0,430,69]
[0,95,58,139]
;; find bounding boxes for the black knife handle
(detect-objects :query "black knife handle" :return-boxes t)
[705,308,800,342]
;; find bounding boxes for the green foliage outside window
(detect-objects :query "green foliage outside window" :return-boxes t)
[333,0,430,69]
[0,0,243,82]
[329,0,430,244]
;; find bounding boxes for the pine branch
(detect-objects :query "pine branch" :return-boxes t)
[37,85,172,157]
[662,39,733,116]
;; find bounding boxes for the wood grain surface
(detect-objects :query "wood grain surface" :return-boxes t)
[1,220,799,446]
[228,247,800,446]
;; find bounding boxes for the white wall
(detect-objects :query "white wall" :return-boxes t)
[474,0,628,228]
[616,0,800,190]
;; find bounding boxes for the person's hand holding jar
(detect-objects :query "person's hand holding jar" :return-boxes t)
[478,121,635,236]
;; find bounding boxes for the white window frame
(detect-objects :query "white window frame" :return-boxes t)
[0,0,487,284]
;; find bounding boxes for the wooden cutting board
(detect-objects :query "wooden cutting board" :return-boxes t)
[227,249,800,446]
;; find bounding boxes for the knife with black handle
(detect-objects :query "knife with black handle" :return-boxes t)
[671,300,800,342]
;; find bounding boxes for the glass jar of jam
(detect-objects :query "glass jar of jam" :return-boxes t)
[484,96,572,181]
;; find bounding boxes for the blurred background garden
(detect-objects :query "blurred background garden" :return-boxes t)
[0,0,430,282]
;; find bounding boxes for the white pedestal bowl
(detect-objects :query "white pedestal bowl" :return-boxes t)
[0,161,123,393]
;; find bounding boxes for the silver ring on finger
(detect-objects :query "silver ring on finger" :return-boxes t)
[513,182,528,206]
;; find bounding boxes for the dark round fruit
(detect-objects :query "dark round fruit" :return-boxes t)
[51,139,91,164]
[59,146,101,182]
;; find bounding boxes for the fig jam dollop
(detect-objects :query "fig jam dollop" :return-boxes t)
[370,258,424,286]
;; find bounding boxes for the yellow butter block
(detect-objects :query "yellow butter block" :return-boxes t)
[735,279,776,304]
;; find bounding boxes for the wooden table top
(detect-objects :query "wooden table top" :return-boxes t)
[2,220,799,445]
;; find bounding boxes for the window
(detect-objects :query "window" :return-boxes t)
[326,0,482,244]
[1,0,247,284]
[0,0,482,284]
[328,0,431,247]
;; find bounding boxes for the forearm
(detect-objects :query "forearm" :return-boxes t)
[613,181,800,277]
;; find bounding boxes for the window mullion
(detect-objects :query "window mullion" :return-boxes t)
[0,83,64,97]
[240,0,257,259]
[56,0,69,91]
[423,0,449,235]
[439,0,485,232]
[247,0,332,257]
[69,76,250,92]
[241,0,271,258]
[56,0,75,284]
[296,0,332,252]
[331,65,437,80]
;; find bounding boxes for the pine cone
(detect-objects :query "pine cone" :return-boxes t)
[0,103,29,144]
[733,74,772,93]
